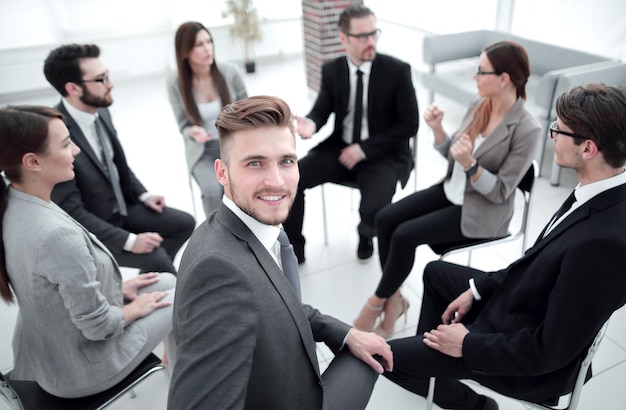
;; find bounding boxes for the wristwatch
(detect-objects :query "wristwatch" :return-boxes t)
[464,161,479,177]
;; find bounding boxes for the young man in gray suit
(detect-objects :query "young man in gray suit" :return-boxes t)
[43,44,195,274]
[168,96,393,410]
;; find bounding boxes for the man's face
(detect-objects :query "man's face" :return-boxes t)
[340,15,378,66]
[78,57,114,108]
[552,118,584,170]
[215,126,299,226]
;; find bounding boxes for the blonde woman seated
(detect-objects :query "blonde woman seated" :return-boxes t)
[0,106,176,398]
[354,41,541,338]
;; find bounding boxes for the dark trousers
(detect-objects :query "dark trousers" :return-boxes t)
[384,261,490,410]
[374,183,467,297]
[112,203,195,274]
[283,144,398,253]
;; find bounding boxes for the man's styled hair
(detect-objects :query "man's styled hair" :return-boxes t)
[337,4,375,33]
[215,95,295,165]
[556,82,626,168]
[43,44,100,96]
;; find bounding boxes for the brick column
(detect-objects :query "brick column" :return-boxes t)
[302,0,363,92]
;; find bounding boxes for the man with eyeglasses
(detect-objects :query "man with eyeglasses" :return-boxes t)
[383,83,626,410]
[284,4,418,263]
[43,44,195,275]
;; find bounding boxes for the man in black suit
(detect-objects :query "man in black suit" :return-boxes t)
[43,44,195,274]
[283,5,419,263]
[384,83,626,410]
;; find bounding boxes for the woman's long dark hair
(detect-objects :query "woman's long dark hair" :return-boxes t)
[174,21,232,126]
[0,105,63,303]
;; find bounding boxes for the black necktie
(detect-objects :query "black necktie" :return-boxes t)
[536,190,577,243]
[352,69,363,144]
[277,229,301,301]
[94,117,127,216]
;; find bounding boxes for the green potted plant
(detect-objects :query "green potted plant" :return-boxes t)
[222,0,262,73]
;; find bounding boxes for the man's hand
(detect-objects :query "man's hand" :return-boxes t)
[131,232,164,254]
[338,144,365,170]
[345,329,393,374]
[423,323,469,358]
[442,288,474,325]
[122,272,160,301]
[144,195,165,213]
[296,116,315,139]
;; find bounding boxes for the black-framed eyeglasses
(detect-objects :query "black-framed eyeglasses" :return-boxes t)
[549,121,590,140]
[475,69,500,76]
[79,73,111,85]
[344,29,381,43]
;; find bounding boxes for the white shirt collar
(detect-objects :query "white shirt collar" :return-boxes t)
[573,168,626,206]
[222,196,281,256]
[346,57,372,76]
[62,98,98,129]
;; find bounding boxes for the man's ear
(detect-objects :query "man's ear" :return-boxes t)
[215,159,228,187]
[65,82,82,97]
[582,138,599,159]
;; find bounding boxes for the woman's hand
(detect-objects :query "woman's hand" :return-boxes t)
[423,104,444,129]
[189,125,211,143]
[450,133,475,169]
[122,272,160,301]
[123,291,171,325]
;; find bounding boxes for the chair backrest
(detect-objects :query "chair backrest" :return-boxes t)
[0,353,167,410]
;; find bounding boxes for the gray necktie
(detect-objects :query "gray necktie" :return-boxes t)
[94,116,127,216]
[277,229,302,301]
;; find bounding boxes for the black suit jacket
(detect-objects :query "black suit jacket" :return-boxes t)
[465,182,626,402]
[52,101,147,252]
[307,54,419,187]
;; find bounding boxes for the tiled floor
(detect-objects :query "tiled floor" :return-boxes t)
[2,54,625,410]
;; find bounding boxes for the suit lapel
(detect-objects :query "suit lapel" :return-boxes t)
[216,206,322,375]
[523,183,626,259]
[473,98,525,159]
[56,102,110,179]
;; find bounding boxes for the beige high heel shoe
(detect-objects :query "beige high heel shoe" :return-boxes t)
[373,296,409,339]
[353,301,385,331]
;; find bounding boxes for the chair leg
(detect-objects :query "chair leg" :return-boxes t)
[425,377,435,410]
[321,185,329,245]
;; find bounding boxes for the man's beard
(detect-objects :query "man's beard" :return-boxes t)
[80,86,113,108]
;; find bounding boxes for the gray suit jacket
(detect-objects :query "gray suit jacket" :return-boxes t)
[167,62,248,174]
[168,204,351,409]
[4,188,147,396]
[436,97,541,238]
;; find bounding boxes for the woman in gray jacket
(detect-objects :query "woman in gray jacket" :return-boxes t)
[0,106,176,398]
[168,21,248,218]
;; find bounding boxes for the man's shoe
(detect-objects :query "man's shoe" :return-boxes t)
[357,235,373,260]
[481,395,499,410]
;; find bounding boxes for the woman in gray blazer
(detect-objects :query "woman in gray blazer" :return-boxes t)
[167,21,248,218]
[0,106,176,398]
[354,41,541,338]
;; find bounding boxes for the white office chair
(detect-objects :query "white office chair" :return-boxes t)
[424,319,610,410]
[0,353,168,410]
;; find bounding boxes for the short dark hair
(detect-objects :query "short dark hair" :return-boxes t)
[556,82,626,168]
[216,95,295,165]
[43,44,100,96]
[337,4,375,33]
